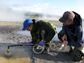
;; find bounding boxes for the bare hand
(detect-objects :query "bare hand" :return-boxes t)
[62,41,68,46]
[62,34,67,41]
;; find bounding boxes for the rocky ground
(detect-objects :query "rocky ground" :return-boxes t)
[0,21,84,63]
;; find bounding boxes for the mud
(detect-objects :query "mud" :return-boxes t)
[0,22,84,63]
[0,47,31,63]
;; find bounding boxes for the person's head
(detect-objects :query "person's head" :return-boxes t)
[59,11,75,26]
[22,19,33,31]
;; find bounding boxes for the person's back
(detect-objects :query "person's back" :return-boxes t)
[31,20,57,44]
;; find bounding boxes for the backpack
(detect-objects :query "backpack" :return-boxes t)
[71,46,84,61]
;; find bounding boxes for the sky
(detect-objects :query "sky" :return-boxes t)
[0,0,84,21]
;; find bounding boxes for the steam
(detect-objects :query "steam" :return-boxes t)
[0,6,25,21]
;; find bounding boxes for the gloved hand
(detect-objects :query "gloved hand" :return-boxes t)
[26,42,32,46]
[39,41,46,46]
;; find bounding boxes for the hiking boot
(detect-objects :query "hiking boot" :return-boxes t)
[65,46,73,54]
[43,47,50,54]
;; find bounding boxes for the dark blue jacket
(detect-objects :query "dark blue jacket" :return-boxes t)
[62,11,83,47]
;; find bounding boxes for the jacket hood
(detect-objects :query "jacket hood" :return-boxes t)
[72,11,82,26]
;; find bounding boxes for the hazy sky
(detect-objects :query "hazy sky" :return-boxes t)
[0,0,84,21]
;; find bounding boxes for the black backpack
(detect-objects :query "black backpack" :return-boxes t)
[71,47,84,61]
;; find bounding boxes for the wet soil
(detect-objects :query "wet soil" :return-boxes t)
[0,22,84,63]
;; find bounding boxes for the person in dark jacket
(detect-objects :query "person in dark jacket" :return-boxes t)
[22,19,57,54]
[58,11,83,54]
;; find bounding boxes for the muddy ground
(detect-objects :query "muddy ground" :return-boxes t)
[0,21,84,63]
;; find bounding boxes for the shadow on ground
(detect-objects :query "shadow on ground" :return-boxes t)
[30,41,84,63]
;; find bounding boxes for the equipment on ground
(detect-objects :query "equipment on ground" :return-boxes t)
[54,41,65,56]
[71,46,84,61]
[5,43,45,58]
[33,44,45,54]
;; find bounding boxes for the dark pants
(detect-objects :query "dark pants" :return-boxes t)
[58,30,81,47]
[39,29,50,48]
[58,30,63,41]
[39,29,56,48]
[58,30,72,41]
